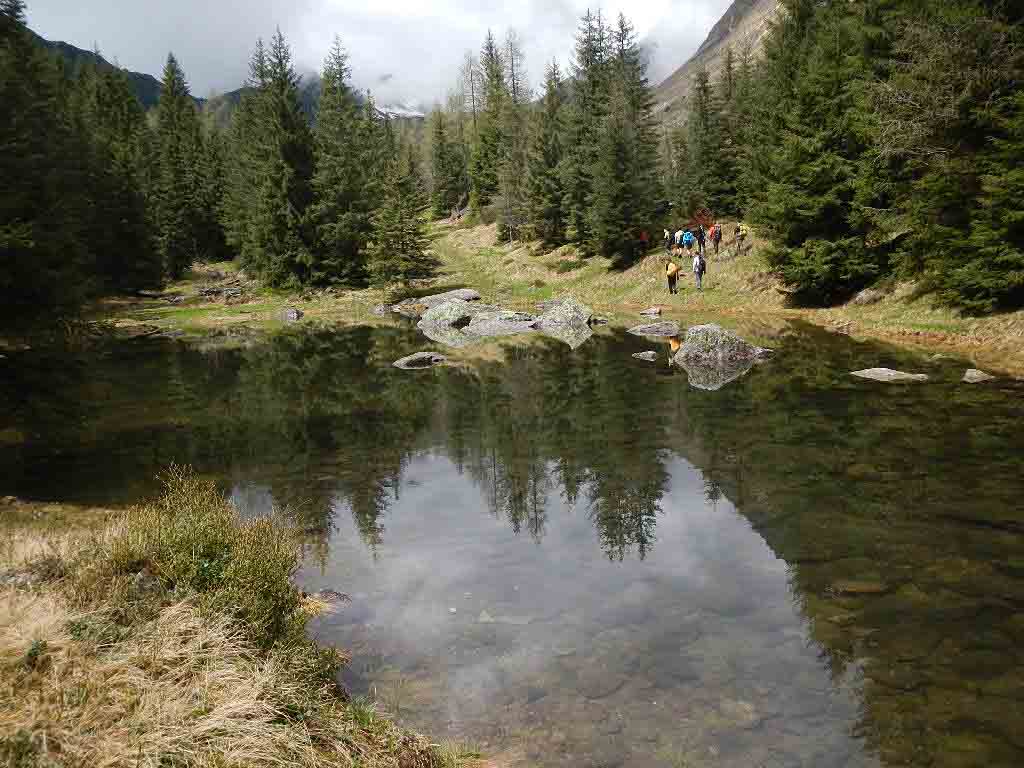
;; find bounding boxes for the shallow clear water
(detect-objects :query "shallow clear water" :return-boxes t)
[3,318,1024,767]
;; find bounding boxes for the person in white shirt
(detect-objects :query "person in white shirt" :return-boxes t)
[693,251,705,290]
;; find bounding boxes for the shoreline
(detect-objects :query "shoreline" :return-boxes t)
[56,221,1022,378]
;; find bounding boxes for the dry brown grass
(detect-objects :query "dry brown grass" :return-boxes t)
[0,473,476,768]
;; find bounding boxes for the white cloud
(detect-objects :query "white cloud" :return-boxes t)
[25,0,733,102]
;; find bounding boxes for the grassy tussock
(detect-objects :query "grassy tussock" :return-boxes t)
[0,468,473,768]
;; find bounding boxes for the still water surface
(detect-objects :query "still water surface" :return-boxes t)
[3,318,1024,767]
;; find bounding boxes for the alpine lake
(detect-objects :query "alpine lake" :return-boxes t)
[3,311,1024,768]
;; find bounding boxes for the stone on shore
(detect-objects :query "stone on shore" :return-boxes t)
[963,368,995,383]
[632,351,658,362]
[281,308,304,323]
[675,323,771,364]
[639,307,662,317]
[628,321,680,338]
[850,368,929,383]
[393,352,447,370]
[534,297,594,349]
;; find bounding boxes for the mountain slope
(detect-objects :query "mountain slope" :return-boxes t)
[653,0,780,125]
[26,28,195,109]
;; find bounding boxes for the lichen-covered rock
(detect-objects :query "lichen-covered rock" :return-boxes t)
[534,297,593,329]
[628,321,680,338]
[417,298,482,329]
[464,309,537,338]
[400,288,481,309]
[372,304,391,315]
[675,323,771,363]
[963,368,995,383]
[281,308,304,322]
[632,351,658,362]
[850,368,928,383]
[393,352,446,369]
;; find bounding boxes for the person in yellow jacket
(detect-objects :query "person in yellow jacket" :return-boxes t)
[666,254,681,294]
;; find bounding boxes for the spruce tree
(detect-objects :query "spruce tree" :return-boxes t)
[469,30,506,212]
[368,139,436,285]
[526,60,566,246]
[496,30,529,242]
[0,0,94,324]
[430,108,463,218]
[560,10,609,248]
[246,29,315,287]
[154,53,202,280]
[308,36,371,285]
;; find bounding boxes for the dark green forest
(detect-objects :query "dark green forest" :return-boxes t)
[2,0,1023,329]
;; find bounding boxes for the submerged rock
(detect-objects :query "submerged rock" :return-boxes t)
[393,352,446,369]
[963,368,996,383]
[539,322,593,350]
[464,309,537,338]
[632,351,658,362]
[628,321,680,338]
[850,368,928,383]
[675,323,771,364]
[418,300,537,346]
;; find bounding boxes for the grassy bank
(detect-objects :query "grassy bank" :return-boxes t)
[0,470,482,768]
[108,221,1024,376]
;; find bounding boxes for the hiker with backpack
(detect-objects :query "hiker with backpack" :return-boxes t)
[682,229,695,254]
[666,254,680,295]
[674,227,685,249]
[693,250,706,291]
[735,222,748,255]
[663,229,672,254]
[696,224,706,256]
[712,222,722,255]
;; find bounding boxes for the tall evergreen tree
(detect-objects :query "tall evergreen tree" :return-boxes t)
[245,28,316,287]
[560,9,610,248]
[308,36,371,285]
[0,0,94,324]
[469,30,506,212]
[526,60,566,245]
[497,29,529,241]
[368,139,436,285]
[154,53,202,279]
[430,108,465,218]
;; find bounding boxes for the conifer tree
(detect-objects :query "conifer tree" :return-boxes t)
[469,30,506,212]
[430,108,464,218]
[245,29,315,287]
[0,0,94,324]
[308,36,371,285]
[154,53,202,279]
[526,60,566,245]
[368,139,436,285]
[496,29,529,241]
[560,9,609,247]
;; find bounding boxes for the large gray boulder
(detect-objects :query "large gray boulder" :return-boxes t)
[393,352,447,369]
[850,368,928,383]
[674,324,771,365]
[534,297,594,349]
[395,288,481,311]
[534,297,593,329]
[628,321,681,338]
[963,368,996,383]
[418,300,538,347]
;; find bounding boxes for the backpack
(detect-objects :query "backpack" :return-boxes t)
[683,231,695,245]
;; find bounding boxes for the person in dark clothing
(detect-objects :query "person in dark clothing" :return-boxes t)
[696,224,706,256]
[712,223,722,255]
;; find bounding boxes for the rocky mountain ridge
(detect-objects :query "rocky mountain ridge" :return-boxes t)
[653,0,781,125]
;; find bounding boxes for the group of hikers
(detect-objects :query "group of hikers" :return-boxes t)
[661,222,747,295]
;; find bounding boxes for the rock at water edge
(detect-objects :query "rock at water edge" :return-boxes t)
[963,368,995,383]
[393,352,447,370]
[628,321,680,338]
[281,308,304,322]
[676,323,770,363]
[639,307,662,316]
[632,351,658,362]
[850,368,928,383]
[534,297,593,329]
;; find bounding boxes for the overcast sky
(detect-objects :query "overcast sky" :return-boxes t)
[26,0,732,105]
